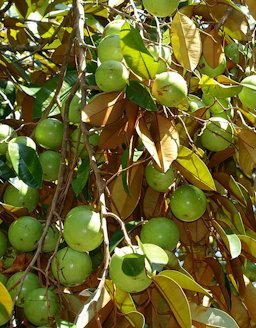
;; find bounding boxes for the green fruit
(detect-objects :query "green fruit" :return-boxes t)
[152,71,188,107]
[51,247,92,286]
[39,150,61,181]
[140,217,180,251]
[0,124,16,154]
[71,128,100,159]
[202,94,234,119]
[98,35,123,62]
[3,184,39,211]
[148,44,172,74]
[64,205,103,252]
[224,43,240,64]
[8,216,43,252]
[188,95,206,112]
[142,0,179,17]
[170,184,207,222]
[0,230,8,258]
[6,271,40,307]
[61,94,81,124]
[109,246,152,293]
[103,20,125,36]
[35,118,64,150]
[145,162,174,193]
[42,225,60,253]
[199,56,226,77]
[95,60,129,92]
[24,288,59,326]
[200,117,234,152]
[238,75,256,110]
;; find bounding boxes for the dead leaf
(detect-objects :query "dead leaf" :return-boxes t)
[203,29,225,68]
[237,128,256,177]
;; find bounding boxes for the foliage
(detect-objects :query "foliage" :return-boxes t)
[0,0,255,327]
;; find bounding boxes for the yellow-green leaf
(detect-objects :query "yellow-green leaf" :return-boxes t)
[175,145,216,191]
[200,75,242,98]
[125,311,145,328]
[0,281,13,318]
[171,11,202,71]
[190,302,239,327]
[159,270,211,297]
[239,234,256,262]
[152,275,192,328]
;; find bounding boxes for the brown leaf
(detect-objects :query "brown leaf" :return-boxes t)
[4,253,32,274]
[143,187,167,219]
[243,276,256,322]
[110,163,144,220]
[237,128,256,177]
[203,29,225,68]
[81,92,126,127]
[244,0,256,20]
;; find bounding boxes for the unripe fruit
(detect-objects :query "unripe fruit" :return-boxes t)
[145,162,174,192]
[42,225,60,253]
[200,117,234,152]
[39,150,61,181]
[103,20,125,36]
[109,246,152,293]
[8,216,43,252]
[0,124,16,154]
[142,0,179,17]
[238,75,256,110]
[169,184,207,222]
[3,184,39,211]
[51,247,92,286]
[0,230,8,258]
[152,71,188,107]
[199,56,226,77]
[35,118,64,150]
[97,35,123,62]
[95,60,129,92]
[140,217,180,251]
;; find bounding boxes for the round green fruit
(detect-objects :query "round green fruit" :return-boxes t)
[51,247,92,286]
[148,44,172,74]
[109,246,152,293]
[202,94,234,119]
[35,118,64,150]
[61,93,81,124]
[95,60,129,92]
[200,117,234,152]
[24,288,59,326]
[199,56,226,77]
[0,124,16,154]
[145,162,174,193]
[0,230,8,258]
[3,184,39,211]
[103,20,125,36]
[7,271,40,307]
[140,217,180,251]
[98,34,123,62]
[188,95,205,112]
[169,184,207,222]
[152,71,188,107]
[8,216,43,252]
[142,0,179,17]
[42,225,60,253]
[238,75,256,110]
[71,128,99,159]
[39,150,61,181]
[64,205,103,252]
[224,43,240,64]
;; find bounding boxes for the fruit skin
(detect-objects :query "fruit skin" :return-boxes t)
[51,247,92,286]
[151,71,188,107]
[188,95,205,112]
[140,217,180,251]
[224,43,240,64]
[199,56,226,77]
[103,20,125,36]
[64,205,103,252]
[238,75,256,110]
[8,216,43,252]
[145,162,174,193]
[142,0,179,17]
[39,150,61,181]
[0,124,16,154]
[42,225,60,253]
[35,118,64,150]
[169,184,207,222]
[3,184,39,211]
[202,94,234,120]
[95,60,129,92]
[0,230,8,258]
[109,246,152,293]
[97,34,123,62]
[6,271,40,307]
[61,94,81,124]
[23,288,59,326]
[200,117,234,152]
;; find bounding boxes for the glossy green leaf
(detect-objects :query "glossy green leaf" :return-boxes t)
[175,145,216,191]
[126,80,157,111]
[121,148,129,194]
[213,221,241,259]
[8,143,42,188]
[0,159,15,181]
[138,241,168,273]
[200,75,242,98]
[159,270,211,297]
[190,302,239,327]
[152,275,192,328]
[120,22,158,80]
[122,253,146,277]
[125,311,145,328]
[71,157,90,197]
